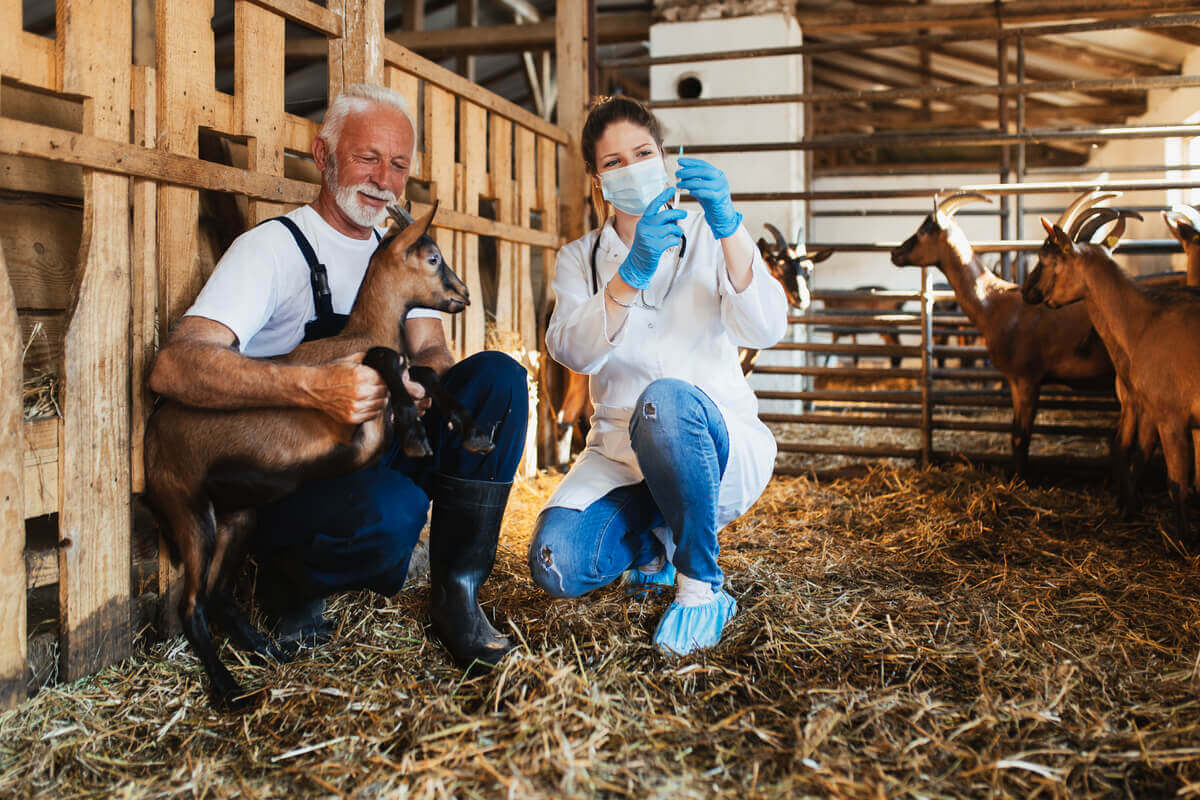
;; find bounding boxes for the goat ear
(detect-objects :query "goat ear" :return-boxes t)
[1040,217,1073,253]
[811,248,835,263]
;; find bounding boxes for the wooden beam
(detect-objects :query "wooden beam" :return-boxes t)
[1149,25,1200,47]
[402,0,424,32]
[798,0,1200,34]
[556,0,589,244]
[56,0,133,682]
[456,0,478,81]
[1022,38,1175,78]
[0,232,26,710]
[813,103,1146,133]
[328,0,385,97]
[388,12,651,58]
[929,42,1140,104]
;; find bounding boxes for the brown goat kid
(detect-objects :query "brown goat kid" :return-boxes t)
[144,202,493,710]
[1023,215,1200,550]
[891,191,1114,478]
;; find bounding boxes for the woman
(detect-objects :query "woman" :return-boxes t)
[528,96,788,655]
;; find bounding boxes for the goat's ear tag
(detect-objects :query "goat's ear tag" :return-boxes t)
[1104,233,1120,249]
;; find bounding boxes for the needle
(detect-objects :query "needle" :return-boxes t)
[673,145,683,208]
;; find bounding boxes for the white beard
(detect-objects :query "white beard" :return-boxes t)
[325,156,396,228]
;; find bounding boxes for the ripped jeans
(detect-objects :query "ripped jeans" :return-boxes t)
[528,378,730,598]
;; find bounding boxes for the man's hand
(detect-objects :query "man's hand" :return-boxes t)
[306,352,391,424]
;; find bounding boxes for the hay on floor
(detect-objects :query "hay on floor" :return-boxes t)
[2,465,1200,798]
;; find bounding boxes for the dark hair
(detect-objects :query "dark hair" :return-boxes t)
[581,96,665,175]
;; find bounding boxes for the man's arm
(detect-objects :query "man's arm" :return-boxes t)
[406,317,456,376]
[149,316,389,424]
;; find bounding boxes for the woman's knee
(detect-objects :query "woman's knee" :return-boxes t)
[629,378,705,440]
[527,508,592,599]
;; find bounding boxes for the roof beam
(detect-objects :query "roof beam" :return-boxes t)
[385,12,651,58]
[797,0,1200,34]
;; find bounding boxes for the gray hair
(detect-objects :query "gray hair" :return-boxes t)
[319,83,416,152]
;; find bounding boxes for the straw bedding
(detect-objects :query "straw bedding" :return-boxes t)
[3,461,1200,798]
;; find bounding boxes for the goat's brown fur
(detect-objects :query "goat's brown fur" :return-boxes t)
[143,203,485,710]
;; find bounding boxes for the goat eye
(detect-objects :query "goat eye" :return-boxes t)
[428,253,440,265]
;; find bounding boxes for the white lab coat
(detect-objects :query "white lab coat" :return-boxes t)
[543,209,789,529]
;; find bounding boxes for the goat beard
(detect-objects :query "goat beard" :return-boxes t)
[324,155,396,229]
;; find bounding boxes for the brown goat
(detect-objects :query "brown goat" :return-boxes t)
[1163,204,1200,286]
[144,202,493,710]
[746,225,825,373]
[891,191,1114,478]
[1023,214,1200,549]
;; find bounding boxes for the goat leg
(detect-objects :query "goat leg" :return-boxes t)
[362,346,432,459]
[407,365,496,455]
[1009,381,1038,481]
[206,510,290,664]
[165,501,258,711]
[1159,420,1196,553]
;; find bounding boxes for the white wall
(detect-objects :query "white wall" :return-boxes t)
[649,13,805,246]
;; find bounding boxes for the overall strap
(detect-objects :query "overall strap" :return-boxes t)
[262,215,336,323]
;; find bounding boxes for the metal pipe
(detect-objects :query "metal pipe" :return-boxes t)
[669,123,1200,154]
[799,239,1183,253]
[997,36,1012,280]
[1015,34,1028,280]
[648,74,1200,110]
[721,177,1200,201]
[599,12,1200,69]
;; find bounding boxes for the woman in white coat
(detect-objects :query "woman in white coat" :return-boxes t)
[528,97,788,655]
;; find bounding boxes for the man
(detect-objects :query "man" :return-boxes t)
[148,83,527,667]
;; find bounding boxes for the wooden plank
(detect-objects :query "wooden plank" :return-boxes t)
[1,32,58,92]
[451,162,466,357]
[22,419,56,519]
[328,0,385,98]
[536,135,559,296]
[248,0,343,37]
[0,154,83,199]
[384,41,567,145]
[489,115,515,335]
[0,227,27,709]
[514,126,538,350]
[131,66,157,496]
[56,0,134,681]
[388,13,651,57]
[1,199,82,311]
[385,66,421,177]
[424,85,456,250]
[555,0,588,244]
[460,101,486,355]
[211,91,318,156]
[236,0,288,224]
[158,0,214,330]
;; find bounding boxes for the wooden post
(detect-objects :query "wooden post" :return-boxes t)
[402,0,424,32]
[460,101,487,354]
[329,0,385,97]
[919,266,933,466]
[131,67,157,496]
[555,0,589,244]
[235,0,287,225]
[56,0,134,680]
[456,0,477,82]
[997,35,1012,280]
[0,242,27,709]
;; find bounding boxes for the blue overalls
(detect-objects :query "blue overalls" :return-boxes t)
[251,217,529,604]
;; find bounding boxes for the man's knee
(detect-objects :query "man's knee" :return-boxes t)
[454,351,529,408]
[527,509,588,599]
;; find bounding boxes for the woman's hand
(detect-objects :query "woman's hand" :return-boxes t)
[617,186,686,290]
[675,157,742,240]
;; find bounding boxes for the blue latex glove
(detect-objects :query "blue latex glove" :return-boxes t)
[675,157,742,239]
[617,186,686,290]
[653,587,738,656]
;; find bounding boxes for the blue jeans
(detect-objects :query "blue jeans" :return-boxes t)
[253,350,528,601]
[528,378,730,598]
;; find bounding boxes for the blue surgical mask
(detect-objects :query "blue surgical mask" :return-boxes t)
[599,156,671,216]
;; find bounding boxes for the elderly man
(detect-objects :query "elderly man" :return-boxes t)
[149,84,527,667]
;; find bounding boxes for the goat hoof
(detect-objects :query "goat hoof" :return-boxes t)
[404,438,433,458]
[212,685,262,713]
[463,434,495,455]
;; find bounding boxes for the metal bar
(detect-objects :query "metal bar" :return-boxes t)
[777,442,923,458]
[649,74,1200,110]
[920,267,933,465]
[758,389,1117,410]
[669,123,1200,154]
[1015,34,1028,281]
[811,205,1183,217]
[767,366,924,379]
[791,313,923,325]
[809,291,925,301]
[997,35,1013,280]
[1026,162,1200,175]
[772,342,922,356]
[600,12,1200,68]
[934,419,1113,436]
[728,177,1200,201]
[801,239,1184,253]
[761,412,922,428]
[762,412,1113,438]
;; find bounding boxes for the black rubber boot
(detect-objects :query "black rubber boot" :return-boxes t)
[428,473,515,667]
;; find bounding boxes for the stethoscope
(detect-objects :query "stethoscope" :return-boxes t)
[589,215,688,310]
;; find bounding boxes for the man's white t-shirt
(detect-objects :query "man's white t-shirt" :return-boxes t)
[184,204,441,358]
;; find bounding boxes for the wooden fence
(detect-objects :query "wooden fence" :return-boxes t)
[0,0,568,708]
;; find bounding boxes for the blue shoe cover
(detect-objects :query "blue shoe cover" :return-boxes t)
[653,588,738,656]
[620,561,676,596]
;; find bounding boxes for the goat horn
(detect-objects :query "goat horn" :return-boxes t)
[387,203,416,229]
[1055,189,1120,234]
[936,191,992,218]
[1105,210,1142,249]
[1167,203,1200,229]
[1072,207,1121,244]
[764,223,788,255]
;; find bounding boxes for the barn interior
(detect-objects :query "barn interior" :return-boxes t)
[3,1,1200,797]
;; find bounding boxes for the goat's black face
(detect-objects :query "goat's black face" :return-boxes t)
[891,215,943,267]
